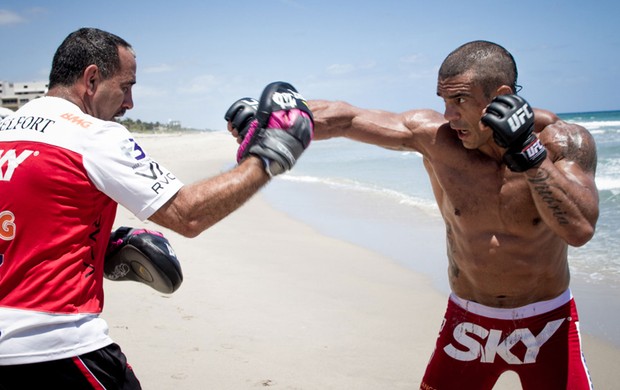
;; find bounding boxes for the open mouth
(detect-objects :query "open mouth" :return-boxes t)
[453,128,469,139]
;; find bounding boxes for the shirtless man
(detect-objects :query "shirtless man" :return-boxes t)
[307,41,598,389]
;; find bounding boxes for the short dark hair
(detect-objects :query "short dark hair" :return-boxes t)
[438,40,518,97]
[48,28,133,88]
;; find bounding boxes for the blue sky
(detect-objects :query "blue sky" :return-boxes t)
[1,1,619,130]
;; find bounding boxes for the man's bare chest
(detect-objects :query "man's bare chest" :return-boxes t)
[428,161,540,228]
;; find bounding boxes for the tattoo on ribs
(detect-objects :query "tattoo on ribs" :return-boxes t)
[446,224,459,278]
[449,254,460,279]
[527,168,570,225]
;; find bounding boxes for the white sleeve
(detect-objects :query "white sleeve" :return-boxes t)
[82,123,184,221]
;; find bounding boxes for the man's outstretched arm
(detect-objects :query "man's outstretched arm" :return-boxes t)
[308,99,444,152]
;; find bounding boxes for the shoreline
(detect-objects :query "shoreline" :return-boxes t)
[102,132,619,389]
[262,175,620,349]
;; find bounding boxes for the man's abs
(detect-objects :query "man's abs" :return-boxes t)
[447,246,570,308]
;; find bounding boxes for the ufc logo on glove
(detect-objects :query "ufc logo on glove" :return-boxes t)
[272,90,306,110]
[507,103,534,133]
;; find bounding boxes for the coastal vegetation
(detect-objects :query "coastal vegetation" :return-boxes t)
[117,117,212,133]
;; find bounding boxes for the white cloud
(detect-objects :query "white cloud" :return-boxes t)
[400,54,424,64]
[133,84,167,99]
[0,9,24,25]
[406,66,438,80]
[143,63,173,74]
[25,7,47,17]
[178,74,221,94]
[359,61,377,70]
[326,60,377,76]
[326,63,356,75]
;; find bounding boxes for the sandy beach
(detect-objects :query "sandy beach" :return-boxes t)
[102,132,619,389]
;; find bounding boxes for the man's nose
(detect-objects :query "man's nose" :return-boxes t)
[443,104,459,122]
[123,91,134,110]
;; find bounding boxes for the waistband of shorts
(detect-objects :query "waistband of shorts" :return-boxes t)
[449,289,572,320]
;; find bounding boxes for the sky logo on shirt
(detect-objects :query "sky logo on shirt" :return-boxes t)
[0,149,36,181]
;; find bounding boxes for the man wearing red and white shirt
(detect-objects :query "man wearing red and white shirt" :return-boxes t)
[0,28,313,389]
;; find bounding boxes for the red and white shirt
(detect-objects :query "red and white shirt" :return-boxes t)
[0,97,183,364]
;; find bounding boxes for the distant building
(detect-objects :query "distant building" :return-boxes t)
[0,107,13,119]
[0,80,48,111]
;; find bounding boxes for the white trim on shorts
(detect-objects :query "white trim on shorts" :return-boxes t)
[449,289,572,320]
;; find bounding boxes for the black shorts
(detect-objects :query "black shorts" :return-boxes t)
[0,343,141,390]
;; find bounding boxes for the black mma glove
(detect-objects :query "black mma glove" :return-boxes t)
[481,94,547,172]
[224,81,314,176]
[104,227,183,294]
[225,97,259,139]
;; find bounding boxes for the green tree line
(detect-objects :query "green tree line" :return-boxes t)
[117,117,210,133]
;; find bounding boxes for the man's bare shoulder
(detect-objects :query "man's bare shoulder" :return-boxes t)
[361,108,447,153]
[400,109,460,153]
[535,108,588,136]
[402,108,445,132]
[400,108,445,139]
[535,108,597,171]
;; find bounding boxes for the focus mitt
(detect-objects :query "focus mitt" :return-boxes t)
[104,227,183,294]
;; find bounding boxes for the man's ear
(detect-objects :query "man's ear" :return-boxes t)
[496,85,513,96]
[83,65,99,95]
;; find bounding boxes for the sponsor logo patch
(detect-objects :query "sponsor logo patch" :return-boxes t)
[443,319,565,364]
[0,210,16,241]
[0,149,37,181]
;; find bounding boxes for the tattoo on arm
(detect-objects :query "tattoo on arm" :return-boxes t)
[527,168,570,225]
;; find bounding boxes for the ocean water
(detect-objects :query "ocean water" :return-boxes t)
[262,110,620,346]
[558,111,620,285]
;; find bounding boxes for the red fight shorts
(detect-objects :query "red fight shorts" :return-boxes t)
[420,290,593,390]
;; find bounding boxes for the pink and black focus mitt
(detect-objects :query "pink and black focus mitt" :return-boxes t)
[225,81,314,176]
